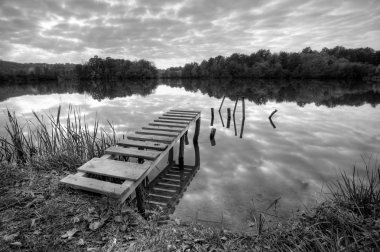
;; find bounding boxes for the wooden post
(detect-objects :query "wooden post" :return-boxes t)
[135,184,145,216]
[242,96,245,119]
[179,136,184,169]
[193,117,201,143]
[210,108,214,126]
[240,117,245,139]
[218,110,225,127]
[210,128,216,139]
[226,108,231,128]
[233,115,237,136]
[219,96,226,112]
[168,147,174,165]
[184,130,189,145]
[210,128,216,146]
[269,109,278,129]
[233,98,239,117]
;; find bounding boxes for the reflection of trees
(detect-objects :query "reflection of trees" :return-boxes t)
[0,80,158,102]
[163,79,380,107]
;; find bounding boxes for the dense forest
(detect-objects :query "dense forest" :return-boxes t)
[0,46,379,83]
[162,46,380,80]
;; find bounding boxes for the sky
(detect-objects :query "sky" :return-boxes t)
[0,0,379,69]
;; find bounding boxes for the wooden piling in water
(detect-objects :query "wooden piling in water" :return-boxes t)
[242,96,245,119]
[211,108,214,126]
[210,128,216,139]
[233,98,239,117]
[168,147,173,165]
[193,118,200,143]
[219,96,225,112]
[179,136,184,169]
[184,130,189,145]
[227,108,231,128]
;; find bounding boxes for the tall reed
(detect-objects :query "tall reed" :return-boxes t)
[0,106,117,170]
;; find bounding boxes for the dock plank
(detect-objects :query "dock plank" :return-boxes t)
[141,126,183,132]
[159,116,192,121]
[77,157,151,180]
[117,139,167,151]
[60,174,130,198]
[163,113,195,118]
[170,109,201,114]
[166,112,198,116]
[148,122,187,128]
[154,119,188,124]
[127,133,175,143]
[105,146,160,160]
[136,130,179,137]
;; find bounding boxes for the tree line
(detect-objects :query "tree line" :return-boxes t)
[1,46,379,83]
[161,46,380,80]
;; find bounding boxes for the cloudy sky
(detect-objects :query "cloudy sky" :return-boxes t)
[0,0,379,69]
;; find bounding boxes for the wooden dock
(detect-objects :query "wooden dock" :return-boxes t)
[60,109,201,209]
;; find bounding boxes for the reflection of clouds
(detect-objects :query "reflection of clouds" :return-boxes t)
[1,84,379,231]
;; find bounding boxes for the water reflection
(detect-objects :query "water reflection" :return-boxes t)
[0,79,379,231]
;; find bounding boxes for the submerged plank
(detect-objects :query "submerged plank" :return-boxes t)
[117,139,167,151]
[127,133,175,143]
[148,122,187,128]
[135,130,179,137]
[77,157,151,180]
[141,126,183,133]
[159,116,192,121]
[60,174,130,198]
[154,119,189,124]
[105,146,160,160]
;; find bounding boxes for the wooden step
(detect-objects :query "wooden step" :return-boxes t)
[163,113,195,118]
[105,146,160,160]
[170,110,200,114]
[158,116,192,121]
[60,174,130,198]
[142,126,183,133]
[77,158,151,181]
[117,139,167,151]
[135,130,179,137]
[148,122,187,128]
[127,134,175,143]
[166,112,198,116]
[154,119,189,124]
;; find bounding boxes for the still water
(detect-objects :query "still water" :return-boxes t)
[1,80,379,231]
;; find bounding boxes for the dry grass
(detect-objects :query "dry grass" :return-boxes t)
[1,106,116,171]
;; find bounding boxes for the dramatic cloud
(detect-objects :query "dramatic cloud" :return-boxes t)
[0,0,379,68]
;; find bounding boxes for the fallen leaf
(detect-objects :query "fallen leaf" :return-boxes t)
[73,216,81,223]
[10,242,22,247]
[3,232,19,242]
[114,215,122,223]
[30,218,36,228]
[78,239,85,246]
[33,230,41,235]
[174,218,180,225]
[61,228,78,239]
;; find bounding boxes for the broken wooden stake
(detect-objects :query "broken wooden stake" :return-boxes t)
[219,96,225,112]
[226,108,231,128]
[211,108,214,126]
[210,128,216,139]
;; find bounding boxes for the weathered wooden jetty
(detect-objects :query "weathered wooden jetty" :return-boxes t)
[60,109,201,211]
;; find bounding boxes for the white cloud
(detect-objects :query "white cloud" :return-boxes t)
[0,0,379,68]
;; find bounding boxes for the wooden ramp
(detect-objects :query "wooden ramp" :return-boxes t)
[60,109,201,204]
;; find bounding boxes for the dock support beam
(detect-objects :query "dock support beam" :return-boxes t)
[179,136,184,169]
[168,147,174,165]
[135,184,145,216]
[193,117,201,143]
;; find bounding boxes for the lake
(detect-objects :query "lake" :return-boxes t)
[1,79,379,232]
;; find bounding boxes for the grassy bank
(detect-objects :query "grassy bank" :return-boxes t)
[0,109,379,251]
